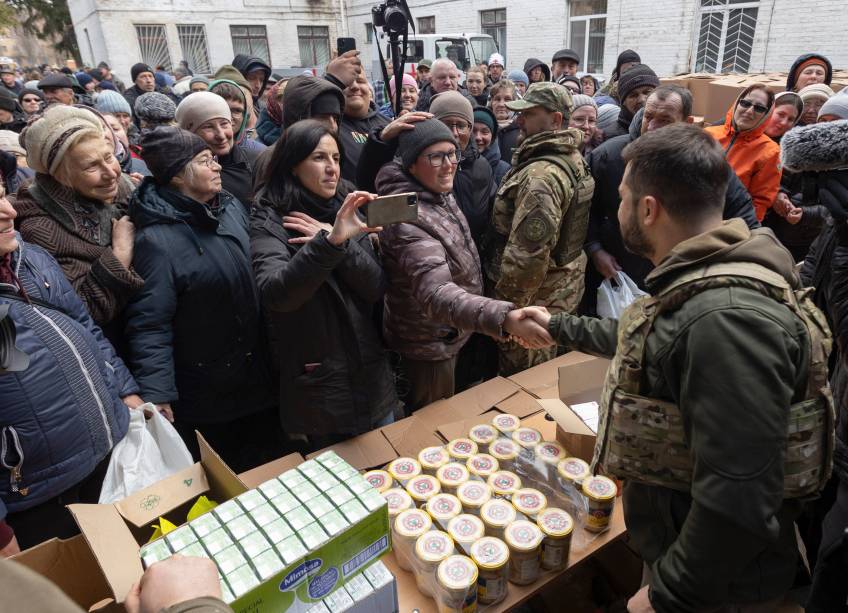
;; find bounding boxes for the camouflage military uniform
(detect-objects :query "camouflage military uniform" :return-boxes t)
[484,83,595,375]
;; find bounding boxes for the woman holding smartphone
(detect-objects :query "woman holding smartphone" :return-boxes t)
[250,120,399,450]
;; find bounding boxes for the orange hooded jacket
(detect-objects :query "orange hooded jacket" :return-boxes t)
[705,87,782,221]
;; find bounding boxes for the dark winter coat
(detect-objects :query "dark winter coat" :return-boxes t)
[553,220,809,611]
[339,106,390,184]
[0,236,135,519]
[764,169,829,260]
[585,109,760,292]
[12,174,144,333]
[220,142,260,211]
[522,59,551,83]
[375,162,513,361]
[497,119,521,163]
[256,107,281,147]
[250,203,397,436]
[481,142,510,189]
[123,180,274,424]
[453,142,496,247]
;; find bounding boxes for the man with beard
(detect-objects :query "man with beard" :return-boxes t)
[518,123,832,613]
[484,82,594,375]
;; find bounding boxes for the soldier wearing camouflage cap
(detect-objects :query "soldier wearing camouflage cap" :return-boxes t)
[484,81,595,375]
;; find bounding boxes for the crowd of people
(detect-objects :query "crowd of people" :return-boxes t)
[0,45,846,613]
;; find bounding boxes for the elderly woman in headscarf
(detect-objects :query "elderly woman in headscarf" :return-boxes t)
[12,105,143,345]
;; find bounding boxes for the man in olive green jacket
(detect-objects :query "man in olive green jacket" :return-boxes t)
[521,124,830,612]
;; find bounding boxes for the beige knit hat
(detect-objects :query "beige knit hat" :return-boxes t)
[23,105,104,175]
[175,91,232,133]
[0,130,25,157]
[799,83,835,103]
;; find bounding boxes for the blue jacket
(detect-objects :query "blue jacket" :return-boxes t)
[1,237,134,519]
[124,180,274,424]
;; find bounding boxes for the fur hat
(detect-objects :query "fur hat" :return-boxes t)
[781,119,848,172]
[23,105,104,175]
[397,118,457,169]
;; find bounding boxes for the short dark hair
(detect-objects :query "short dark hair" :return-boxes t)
[650,85,693,119]
[622,123,728,221]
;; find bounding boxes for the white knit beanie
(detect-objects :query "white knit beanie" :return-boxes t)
[175,91,232,133]
[0,130,25,157]
[23,105,104,175]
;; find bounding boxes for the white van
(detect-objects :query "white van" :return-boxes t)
[369,32,499,82]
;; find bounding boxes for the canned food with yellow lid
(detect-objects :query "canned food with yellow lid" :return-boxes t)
[436,462,470,495]
[456,481,492,515]
[426,493,463,525]
[447,513,485,553]
[504,520,543,585]
[387,457,422,485]
[406,474,441,504]
[447,438,478,461]
[437,554,479,612]
[511,427,543,449]
[511,488,548,521]
[383,488,413,518]
[582,475,617,533]
[466,454,499,479]
[488,439,520,471]
[487,470,522,499]
[414,530,455,598]
[468,423,498,447]
[469,536,510,605]
[535,441,566,465]
[419,446,450,475]
[480,498,517,540]
[537,507,574,571]
[363,470,393,493]
[557,457,590,488]
[492,413,520,434]
[392,508,433,572]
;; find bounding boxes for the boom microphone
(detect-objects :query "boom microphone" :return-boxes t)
[781,119,848,173]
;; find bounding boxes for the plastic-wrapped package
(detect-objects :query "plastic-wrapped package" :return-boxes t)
[392,508,433,572]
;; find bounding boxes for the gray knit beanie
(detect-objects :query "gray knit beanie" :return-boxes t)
[95,89,132,117]
[397,118,458,169]
[596,104,621,132]
[571,94,598,112]
[134,92,176,124]
[429,91,474,126]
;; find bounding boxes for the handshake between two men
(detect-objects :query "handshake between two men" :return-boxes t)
[502,307,555,349]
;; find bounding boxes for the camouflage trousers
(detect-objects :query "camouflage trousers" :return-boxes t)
[497,253,587,376]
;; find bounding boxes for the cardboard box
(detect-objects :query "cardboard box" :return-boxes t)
[11,535,121,612]
[507,352,599,399]
[68,437,389,613]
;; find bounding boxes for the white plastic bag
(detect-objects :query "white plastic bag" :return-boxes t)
[99,403,194,503]
[596,272,648,320]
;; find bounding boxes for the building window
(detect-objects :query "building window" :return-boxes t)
[177,25,211,74]
[297,26,331,67]
[694,0,759,73]
[365,23,373,43]
[230,25,270,65]
[418,16,436,34]
[568,0,606,73]
[480,9,506,62]
[135,24,172,71]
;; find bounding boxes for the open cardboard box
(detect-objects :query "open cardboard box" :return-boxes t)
[11,534,122,612]
[67,434,246,606]
[534,355,610,463]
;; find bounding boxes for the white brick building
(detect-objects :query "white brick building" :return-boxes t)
[68,0,846,83]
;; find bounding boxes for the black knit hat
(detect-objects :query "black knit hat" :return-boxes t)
[615,50,641,76]
[397,118,457,169]
[140,126,210,185]
[131,63,154,83]
[0,96,14,113]
[617,64,659,102]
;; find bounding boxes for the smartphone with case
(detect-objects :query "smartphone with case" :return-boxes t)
[366,192,418,227]
[337,37,357,55]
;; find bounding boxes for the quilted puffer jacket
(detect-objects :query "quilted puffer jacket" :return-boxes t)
[1,236,134,519]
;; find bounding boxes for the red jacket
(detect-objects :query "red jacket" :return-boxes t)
[705,91,782,221]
